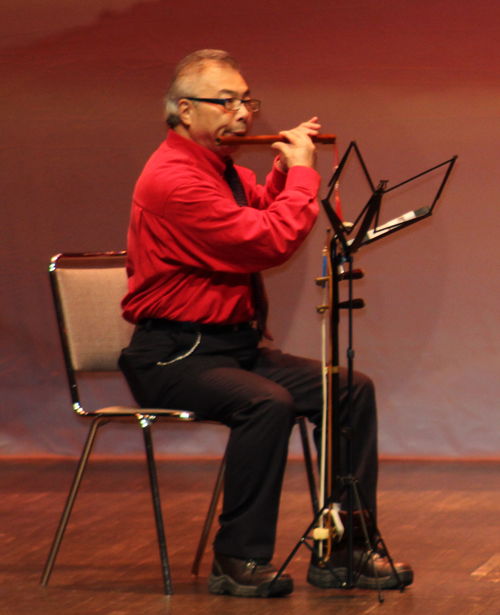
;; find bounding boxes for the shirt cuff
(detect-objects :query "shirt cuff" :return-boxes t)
[267,156,288,193]
[285,165,321,194]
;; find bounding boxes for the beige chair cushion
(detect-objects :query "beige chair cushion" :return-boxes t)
[56,267,135,371]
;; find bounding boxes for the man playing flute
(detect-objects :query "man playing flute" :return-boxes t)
[119,49,413,598]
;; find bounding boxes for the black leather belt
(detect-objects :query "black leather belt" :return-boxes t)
[140,318,253,334]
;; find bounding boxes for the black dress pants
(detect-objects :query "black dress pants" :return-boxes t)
[119,320,378,561]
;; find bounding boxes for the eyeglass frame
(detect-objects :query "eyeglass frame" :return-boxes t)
[185,97,261,112]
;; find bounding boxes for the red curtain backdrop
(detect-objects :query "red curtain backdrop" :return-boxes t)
[1,0,499,457]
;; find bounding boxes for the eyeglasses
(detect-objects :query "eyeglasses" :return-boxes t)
[185,97,261,112]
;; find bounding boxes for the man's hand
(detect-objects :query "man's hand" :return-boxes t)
[271,117,321,172]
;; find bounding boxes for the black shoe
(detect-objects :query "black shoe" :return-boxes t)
[307,546,414,590]
[208,553,294,597]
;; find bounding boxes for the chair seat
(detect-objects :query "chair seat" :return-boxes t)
[92,406,196,420]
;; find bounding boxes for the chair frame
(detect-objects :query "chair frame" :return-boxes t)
[41,252,196,594]
[41,251,319,594]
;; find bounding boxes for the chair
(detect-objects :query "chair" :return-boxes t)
[41,251,318,594]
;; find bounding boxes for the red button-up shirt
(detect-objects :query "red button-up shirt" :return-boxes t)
[122,130,320,325]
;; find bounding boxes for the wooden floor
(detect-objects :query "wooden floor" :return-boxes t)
[1,457,500,615]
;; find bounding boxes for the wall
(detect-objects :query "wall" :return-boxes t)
[1,0,499,457]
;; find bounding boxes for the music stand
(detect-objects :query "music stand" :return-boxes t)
[268,142,457,600]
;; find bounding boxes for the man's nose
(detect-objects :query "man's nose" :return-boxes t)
[234,104,251,121]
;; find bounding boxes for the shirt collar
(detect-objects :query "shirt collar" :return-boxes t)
[166,130,228,176]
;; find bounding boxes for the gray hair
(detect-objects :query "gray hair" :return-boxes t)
[165,50,240,128]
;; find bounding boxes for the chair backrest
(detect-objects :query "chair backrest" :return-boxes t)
[50,252,135,373]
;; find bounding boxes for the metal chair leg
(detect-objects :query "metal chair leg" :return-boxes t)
[298,416,319,514]
[191,449,227,576]
[140,417,172,595]
[41,416,103,586]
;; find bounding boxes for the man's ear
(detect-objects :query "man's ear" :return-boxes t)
[177,99,192,126]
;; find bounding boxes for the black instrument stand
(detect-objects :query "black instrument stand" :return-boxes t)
[270,242,402,603]
[267,143,457,600]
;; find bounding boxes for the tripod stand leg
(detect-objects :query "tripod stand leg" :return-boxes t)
[350,479,384,602]
[265,506,334,596]
[348,477,408,597]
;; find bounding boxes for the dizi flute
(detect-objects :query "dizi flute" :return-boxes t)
[216,134,336,145]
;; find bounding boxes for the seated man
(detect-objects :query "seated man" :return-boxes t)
[119,49,413,598]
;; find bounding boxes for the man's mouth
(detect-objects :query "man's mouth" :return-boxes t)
[216,132,247,145]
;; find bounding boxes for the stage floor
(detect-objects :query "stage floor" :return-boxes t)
[1,457,500,615]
